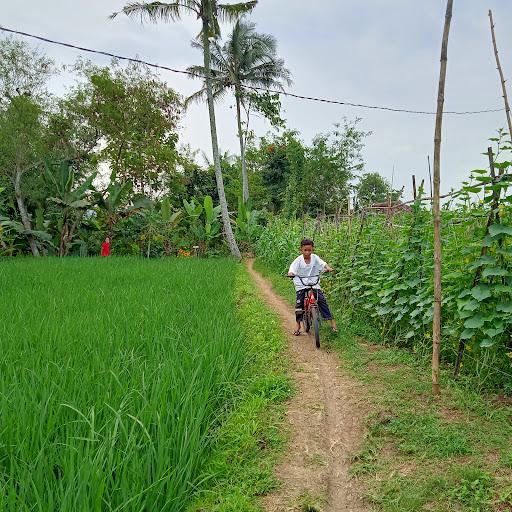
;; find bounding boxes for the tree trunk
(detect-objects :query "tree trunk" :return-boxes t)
[432,0,454,397]
[59,221,68,257]
[202,7,241,260]
[488,10,512,141]
[13,169,39,256]
[235,87,249,202]
[63,211,85,256]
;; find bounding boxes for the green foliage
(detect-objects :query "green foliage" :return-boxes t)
[44,160,97,255]
[245,90,286,129]
[449,468,493,511]
[245,120,368,216]
[0,95,45,183]
[256,135,512,388]
[0,257,284,511]
[355,171,402,208]
[454,140,512,356]
[75,60,182,194]
[0,36,55,107]
[182,195,222,253]
[236,197,264,251]
[94,172,134,234]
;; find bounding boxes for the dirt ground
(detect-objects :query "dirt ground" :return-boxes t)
[246,260,368,512]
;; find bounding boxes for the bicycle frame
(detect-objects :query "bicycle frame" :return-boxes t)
[303,287,318,314]
[292,275,321,319]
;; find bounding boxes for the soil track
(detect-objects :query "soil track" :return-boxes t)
[246,260,367,512]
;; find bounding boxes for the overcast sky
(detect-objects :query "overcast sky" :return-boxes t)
[2,0,512,200]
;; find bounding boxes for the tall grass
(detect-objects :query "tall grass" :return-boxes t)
[0,257,248,511]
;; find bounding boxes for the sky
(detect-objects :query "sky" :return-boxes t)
[2,0,512,201]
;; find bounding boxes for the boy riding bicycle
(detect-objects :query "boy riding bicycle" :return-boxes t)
[287,238,337,336]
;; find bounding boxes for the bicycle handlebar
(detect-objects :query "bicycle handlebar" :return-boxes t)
[288,270,335,279]
[288,274,323,286]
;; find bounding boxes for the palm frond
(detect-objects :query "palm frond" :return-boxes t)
[186,11,292,117]
[185,83,228,106]
[110,1,199,22]
[186,64,207,78]
[216,1,257,23]
[184,87,207,107]
[241,60,292,89]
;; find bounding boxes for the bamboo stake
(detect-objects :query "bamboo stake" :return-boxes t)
[432,0,454,397]
[489,10,512,140]
[428,155,434,203]
[347,195,352,237]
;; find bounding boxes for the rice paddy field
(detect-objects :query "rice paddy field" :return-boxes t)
[0,257,289,511]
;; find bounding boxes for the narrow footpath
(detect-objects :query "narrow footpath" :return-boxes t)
[246,260,368,512]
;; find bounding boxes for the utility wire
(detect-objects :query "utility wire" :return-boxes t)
[0,25,506,116]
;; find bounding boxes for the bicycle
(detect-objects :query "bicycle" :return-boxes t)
[288,274,323,348]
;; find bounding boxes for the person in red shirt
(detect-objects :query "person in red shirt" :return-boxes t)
[101,236,111,257]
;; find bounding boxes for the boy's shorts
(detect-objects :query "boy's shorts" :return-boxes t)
[295,289,333,322]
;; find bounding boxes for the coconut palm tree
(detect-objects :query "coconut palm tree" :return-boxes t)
[111,1,257,259]
[186,20,291,202]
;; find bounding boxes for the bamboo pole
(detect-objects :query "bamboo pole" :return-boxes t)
[347,195,352,237]
[432,0,454,397]
[489,10,512,140]
[428,156,433,194]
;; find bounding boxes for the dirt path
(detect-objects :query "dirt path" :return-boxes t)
[246,260,367,512]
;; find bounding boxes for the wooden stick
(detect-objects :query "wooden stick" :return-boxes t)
[489,10,512,140]
[362,192,454,211]
[432,0,454,397]
[428,155,433,198]
[347,195,352,237]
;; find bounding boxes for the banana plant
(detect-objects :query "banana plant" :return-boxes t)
[183,196,221,253]
[203,195,221,240]
[236,196,262,250]
[183,197,203,220]
[45,160,97,256]
[95,171,133,240]
[139,197,183,257]
[0,216,53,255]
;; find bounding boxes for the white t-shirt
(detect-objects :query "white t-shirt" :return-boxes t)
[288,254,327,291]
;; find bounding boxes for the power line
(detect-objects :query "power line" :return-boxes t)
[0,25,506,116]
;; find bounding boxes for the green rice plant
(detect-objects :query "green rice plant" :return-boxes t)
[0,257,251,511]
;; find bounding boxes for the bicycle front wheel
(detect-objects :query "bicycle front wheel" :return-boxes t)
[312,307,320,348]
[304,308,311,333]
